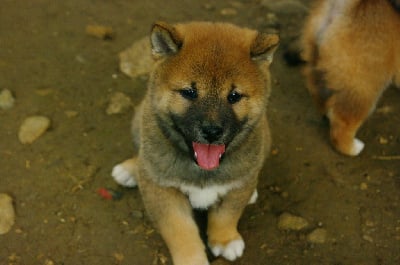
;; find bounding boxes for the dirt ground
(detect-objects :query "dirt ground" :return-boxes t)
[1,0,399,264]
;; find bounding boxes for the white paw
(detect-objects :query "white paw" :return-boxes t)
[111,164,137,187]
[248,189,258,204]
[349,138,365,156]
[210,238,245,261]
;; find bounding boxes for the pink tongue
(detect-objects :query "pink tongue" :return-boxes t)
[192,142,225,170]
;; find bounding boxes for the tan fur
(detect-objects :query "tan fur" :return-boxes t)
[301,0,400,156]
[113,22,278,265]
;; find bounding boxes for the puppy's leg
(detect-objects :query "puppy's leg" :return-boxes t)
[207,183,256,261]
[111,102,144,187]
[304,67,334,115]
[327,86,383,156]
[327,108,365,156]
[138,176,209,265]
[111,157,138,187]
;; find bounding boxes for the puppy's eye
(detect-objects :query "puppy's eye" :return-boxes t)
[179,88,198,100]
[227,91,243,104]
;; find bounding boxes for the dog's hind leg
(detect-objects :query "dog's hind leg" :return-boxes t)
[327,82,385,156]
[327,107,365,156]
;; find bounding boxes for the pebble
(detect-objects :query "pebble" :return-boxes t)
[307,228,327,244]
[379,136,388,144]
[119,36,154,78]
[265,12,280,29]
[220,7,237,16]
[113,252,124,263]
[260,0,309,15]
[362,234,374,243]
[360,182,368,190]
[131,210,144,219]
[44,259,55,265]
[376,105,393,114]
[0,193,15,235]
[277,212,309,231]
[86,24,114,40]
[18,116,51,144]
[64,110,78,118]
[0,89,15,110]
[106,92,132,115]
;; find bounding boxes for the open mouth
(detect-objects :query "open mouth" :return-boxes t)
[192,142,226,171]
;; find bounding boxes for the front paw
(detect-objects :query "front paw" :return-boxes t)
[209,237,245,261]
[111,163,137,187]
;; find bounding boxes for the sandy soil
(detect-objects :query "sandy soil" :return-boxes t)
[1,0,399,264]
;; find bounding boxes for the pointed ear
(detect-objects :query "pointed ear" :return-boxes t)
[250,33,279,63]
[151,22,182,57]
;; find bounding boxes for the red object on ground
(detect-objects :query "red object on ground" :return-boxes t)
[97,187,113,200]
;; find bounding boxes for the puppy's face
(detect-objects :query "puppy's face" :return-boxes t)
[150,22,278,170]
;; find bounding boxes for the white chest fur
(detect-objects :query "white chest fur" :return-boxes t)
[179,183,240,209]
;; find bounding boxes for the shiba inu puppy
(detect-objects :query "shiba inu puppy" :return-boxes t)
[111,21,279,265]
[301,0,400,156]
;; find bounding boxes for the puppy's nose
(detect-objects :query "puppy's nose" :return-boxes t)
[202,125,223,143]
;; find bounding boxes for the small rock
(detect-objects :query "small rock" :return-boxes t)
[271,148,279,155]
[376,105,393,114]
[202,3,215,10]
[35,88,54,96]
[106,92,132,115]
[307,228,327,244]
[64,110,78,118]
[230,1,243,9]
[277,212,309,231]
[44,259,55,265]
[119,36,154,78]
[360,182,368,190]
[379,136,388,144]
[220,7,237,16]
[131,210,144,219]
[113,252,124,263]
[86,24,114,40]
[0,193,15,235]
[18,116,51,144]
[264,12,280,29]
[362,234,374,243]
[260,0,309,15]
[281,191,289,199]
[0,89,15,110]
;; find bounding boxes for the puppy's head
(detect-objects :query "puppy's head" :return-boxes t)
[149,21,279,171]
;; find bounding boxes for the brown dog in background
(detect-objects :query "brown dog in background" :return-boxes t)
[301,0,400,156]
[112,22,279,265]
